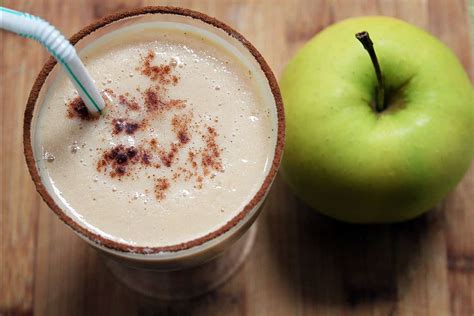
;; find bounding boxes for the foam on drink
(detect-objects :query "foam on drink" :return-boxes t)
[34,22,277,247]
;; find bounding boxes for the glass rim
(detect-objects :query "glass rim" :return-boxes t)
[23,6,285,255]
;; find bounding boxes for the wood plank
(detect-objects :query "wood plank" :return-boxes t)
[0,0,472,315]
[1,1,47,313]
[427,1,474,315]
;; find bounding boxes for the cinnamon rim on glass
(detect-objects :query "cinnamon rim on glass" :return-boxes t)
[23,6,285,255]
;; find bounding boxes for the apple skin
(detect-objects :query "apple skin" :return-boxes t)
[280,16,474,223]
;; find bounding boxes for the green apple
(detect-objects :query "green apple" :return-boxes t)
[280,16,473,223]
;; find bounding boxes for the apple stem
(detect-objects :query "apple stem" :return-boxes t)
[355,31,385,112]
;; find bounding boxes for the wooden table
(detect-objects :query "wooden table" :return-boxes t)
[1,1,473,315]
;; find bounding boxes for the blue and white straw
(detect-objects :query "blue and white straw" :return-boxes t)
[0,7,105,113]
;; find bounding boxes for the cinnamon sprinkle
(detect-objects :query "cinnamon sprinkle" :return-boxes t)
[140,51,179,85]
[201,126,223,175]
[188,151,198,169]
[90,50,224,201]
[143,87,185,113]
[97,145,150,178]
[141,152,152,165]
[112,118,141,135]
[171,112,192,145]
[159,143,179,168]
[118,94,140,111]
[149,138,158,150]
[66,97,99,121]
[143,88,164,112]
[154,177,170,200]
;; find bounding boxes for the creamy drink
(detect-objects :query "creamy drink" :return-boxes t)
[33,21,277,248]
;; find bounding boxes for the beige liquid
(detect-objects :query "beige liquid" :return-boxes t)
[34,22,276,247]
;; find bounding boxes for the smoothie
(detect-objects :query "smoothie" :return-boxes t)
[33,22,277,248]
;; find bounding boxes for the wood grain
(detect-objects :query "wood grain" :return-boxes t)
[1,1,472,315]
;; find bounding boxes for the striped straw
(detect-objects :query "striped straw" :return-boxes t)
[0,7,105,113]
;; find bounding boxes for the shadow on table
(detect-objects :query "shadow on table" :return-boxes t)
[264,177,443,308]
[79,246,248,315]
[76,176,443,315]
